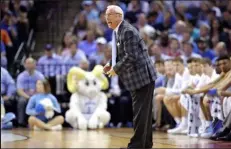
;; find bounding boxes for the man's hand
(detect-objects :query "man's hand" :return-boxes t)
[107,68,117,77]
[2,96,9,101]
[103,63,111,74]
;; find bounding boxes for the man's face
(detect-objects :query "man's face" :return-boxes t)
[164,61,175,77]
[105,8,121,29]
[87,31,95,42]
[174,61,184,73]
[170,39,179,50]
[187,63,195,75]
[203,63,211,74]
[218,59,231,73]
[200,26,209,37]
[155,63,165,75]
[70,43,77,54]
[25,59,35,71]
[150,44,161,55]
[197,42,207,50]
[97,43,105,52]
[45,50,52,57]
[183,44,193,56]
[183,32,191,42]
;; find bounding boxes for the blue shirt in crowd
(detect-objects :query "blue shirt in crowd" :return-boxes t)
[17,70,45,95]
[1,41,6,53]
[1,67,16,97]
[78,40,97,57]
[197,49,216,61]
[37,54,63,77]
[155,74,166,88]
[62,50,87,75]
[26,93,61,116]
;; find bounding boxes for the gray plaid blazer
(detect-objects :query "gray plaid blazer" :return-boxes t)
[112,20,157,91]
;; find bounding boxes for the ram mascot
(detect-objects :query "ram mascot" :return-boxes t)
[65,65,110,130]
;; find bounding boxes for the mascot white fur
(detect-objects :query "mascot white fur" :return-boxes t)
[65,65,111,130]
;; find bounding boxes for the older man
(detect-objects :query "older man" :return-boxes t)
[37,44,62,96]
[104,5,156,148]
[213,42,228,64]
[17,58,44,127]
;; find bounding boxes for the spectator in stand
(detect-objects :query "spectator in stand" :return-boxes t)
[1,67,16,116]
[167,37,182,57]
[124,0,143,24]
[73,12,88,40]
[62,36,87,75]
[79,59,90,71]
[210,18,230,50]
[16,6,29,43]
[37,44,62,96]
[81,0,99,22]
[199,22,211,42]
[140,25,156,48]
[197,1,212,25]
[1,29,13,47]
[89,37,107,68]
[149,42,171,63]
[170,20,187,42]
[97,11,108,36]
[0,10,17,41]
[78,30,97,58]
[213,42,229,64]
[58,32,73,57]
[127,0,149,15]
[196,37,216,61]
[101,43,112,66]
[181,41,201,65]
[17,57,45,127]
[149,1,164,25]
[1,41,7,68]
[136,13,148,31]
[154,9,176,32]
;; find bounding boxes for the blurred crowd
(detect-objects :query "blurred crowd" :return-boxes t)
[1,0,38,70]
[1,0,231,141]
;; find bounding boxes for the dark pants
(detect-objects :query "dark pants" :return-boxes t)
[48,76,57,96]
[17,97,29,126]
[107,94,133,126]
[128,82,154,149]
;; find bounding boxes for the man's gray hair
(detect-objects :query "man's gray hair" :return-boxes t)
[107,5,124,19]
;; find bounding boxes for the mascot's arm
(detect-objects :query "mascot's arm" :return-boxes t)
[26,95,37,116]
[69,93,83,117]
[92,93,107,117]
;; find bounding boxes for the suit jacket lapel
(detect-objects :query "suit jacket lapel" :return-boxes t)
[117,20,125,39]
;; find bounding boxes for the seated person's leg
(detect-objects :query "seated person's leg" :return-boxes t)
[28,116,52,130]
[168,95,188,134]
[1,112,16,129]
[47,115,64,130]
[17,97,28,126]
[153,94,164,128]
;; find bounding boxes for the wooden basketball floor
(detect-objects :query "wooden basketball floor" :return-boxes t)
[1,128,231,148]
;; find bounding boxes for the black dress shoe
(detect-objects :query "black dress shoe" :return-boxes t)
[218,131,231,141]
[210,128,230,141]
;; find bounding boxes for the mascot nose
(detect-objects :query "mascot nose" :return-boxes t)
[89,89,97,97]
